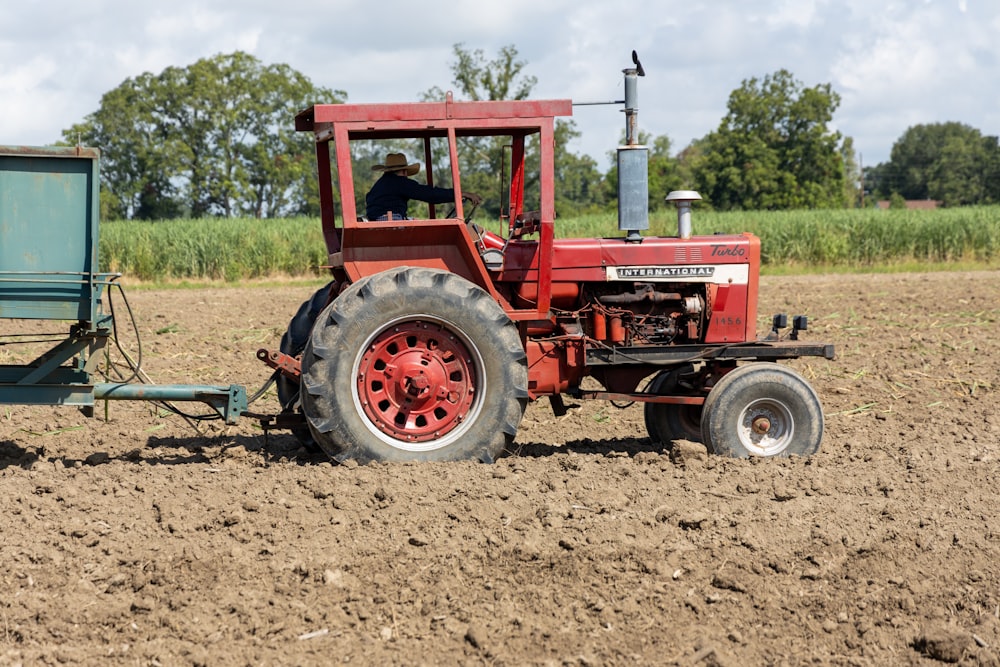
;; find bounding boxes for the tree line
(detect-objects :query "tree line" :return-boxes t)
[864,123,1000,207]
[65,52,344,221]
[63,46,999,220]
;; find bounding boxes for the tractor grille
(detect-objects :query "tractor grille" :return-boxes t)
[672,246,703,263]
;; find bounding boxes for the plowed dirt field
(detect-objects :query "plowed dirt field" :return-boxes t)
[2,271,999,666]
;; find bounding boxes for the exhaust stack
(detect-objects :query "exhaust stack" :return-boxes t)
[618,51,648,243]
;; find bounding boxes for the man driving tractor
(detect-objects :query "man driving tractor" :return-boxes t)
[365,152,481,220]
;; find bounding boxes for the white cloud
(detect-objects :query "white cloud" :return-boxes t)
[828,1,1000,160]
[0,55,65,143]
[765,0,821,28]
[3,0,999,166]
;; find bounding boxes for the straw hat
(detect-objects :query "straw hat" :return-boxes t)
[372,153,420,176]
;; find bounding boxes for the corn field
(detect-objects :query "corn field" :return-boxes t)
[99,207,1000,282]
[100,217,328,282]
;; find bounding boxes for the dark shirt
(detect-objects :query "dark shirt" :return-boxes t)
[365,173,456,220]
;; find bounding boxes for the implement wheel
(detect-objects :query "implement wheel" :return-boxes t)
[644,364,703,444]
[700,363,823,458]
[300,267,527,463]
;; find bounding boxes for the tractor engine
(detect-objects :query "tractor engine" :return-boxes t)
[575,282,706,346]
[525,278,713,397]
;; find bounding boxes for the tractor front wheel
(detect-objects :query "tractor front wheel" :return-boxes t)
[700,363,823,458]
[300,267,527,463]
[644,364,703,444]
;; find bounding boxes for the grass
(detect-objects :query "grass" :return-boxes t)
[98,206,1000,282]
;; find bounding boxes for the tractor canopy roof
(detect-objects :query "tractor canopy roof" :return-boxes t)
[295,94,573,140]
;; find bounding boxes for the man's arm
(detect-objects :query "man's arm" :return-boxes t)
[399,178,456,205]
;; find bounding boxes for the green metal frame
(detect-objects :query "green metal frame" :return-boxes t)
[0,146,103,322]
[1,146,250,426]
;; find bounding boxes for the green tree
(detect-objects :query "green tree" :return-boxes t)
[675,138,708,204]
[552,122,606,217]
[64,52,342,219]
[421,44,536,219]
[984,137,1000,203]
[881,122,1000,206]
[422,43,604,219]
[422,44,536,103]
[689,70,848,210]
[61,72,180,221]
[648,135,684,211]
[840,136,861,207]
[604,131,682,212]
[862,161,891,206]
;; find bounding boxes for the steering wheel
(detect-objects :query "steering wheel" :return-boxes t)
[444,196,480,223]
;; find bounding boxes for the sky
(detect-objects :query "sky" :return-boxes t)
[2,0,998,170]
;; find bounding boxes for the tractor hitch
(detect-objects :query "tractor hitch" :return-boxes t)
[257,348,301,380]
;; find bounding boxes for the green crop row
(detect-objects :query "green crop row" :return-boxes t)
[100,217,328,281]
[99,207,1000,282]
[560,206,1000,268]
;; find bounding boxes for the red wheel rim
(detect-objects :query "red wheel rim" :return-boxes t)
[355,320,477,443]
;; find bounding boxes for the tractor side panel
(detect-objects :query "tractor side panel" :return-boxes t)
[340,221,499,299]
[500,233,761,343]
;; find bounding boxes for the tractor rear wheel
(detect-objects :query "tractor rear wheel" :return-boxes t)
[700,363,823,458]
[644,364,702,444]
[300,267,528,463]
[277,281,336,450]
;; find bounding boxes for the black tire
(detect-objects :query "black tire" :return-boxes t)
[300,267,528,463]
[644,364,703,444]
[277,281,336,450]
[700,363,824,458]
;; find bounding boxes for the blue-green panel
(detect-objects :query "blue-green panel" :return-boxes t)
[0,145,101,321]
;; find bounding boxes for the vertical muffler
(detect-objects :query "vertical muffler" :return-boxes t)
[618,51,648,243]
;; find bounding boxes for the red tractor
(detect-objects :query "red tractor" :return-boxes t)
[260,54,833,463]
